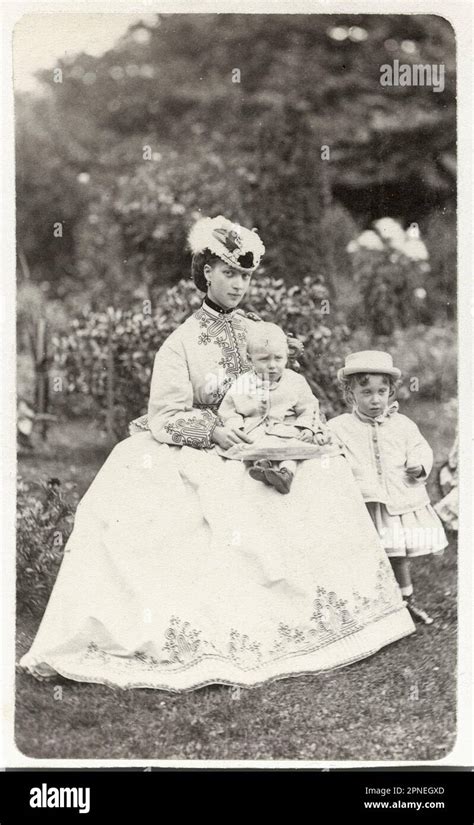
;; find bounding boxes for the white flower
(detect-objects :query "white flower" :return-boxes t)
[407,222,420,239]
[328,26,348,41]
[373,218,406,244]
[348,26,368,42]
[414,287,427,300]
[389,237,409,254]
[403,238,429,261]
[357,230,385,251]
[346,240,359,254]
[401,40,417,54]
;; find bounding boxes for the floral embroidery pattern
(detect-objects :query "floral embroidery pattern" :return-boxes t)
[80,558,403,676]
[163,617,211,663]
[229,630,263,666]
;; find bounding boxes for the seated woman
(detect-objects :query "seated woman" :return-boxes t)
[20,215,414,691]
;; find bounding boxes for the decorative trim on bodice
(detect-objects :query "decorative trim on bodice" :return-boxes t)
[194,308,249,375]
[163,408,218,449]
[193,306,251,410]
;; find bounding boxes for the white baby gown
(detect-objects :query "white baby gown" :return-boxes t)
[20,302,414,691]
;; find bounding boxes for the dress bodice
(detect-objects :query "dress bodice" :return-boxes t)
[185,304,253,409]
[132,301,259,448]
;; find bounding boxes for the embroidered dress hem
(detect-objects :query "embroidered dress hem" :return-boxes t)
[20,608,413,692]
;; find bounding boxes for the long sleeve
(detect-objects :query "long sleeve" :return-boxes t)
[147,337,218,449]
[405,419,433,480]
[292,377,322,433]
[326,417,349,454]
[217,390,245,430]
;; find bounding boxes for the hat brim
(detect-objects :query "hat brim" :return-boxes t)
[218,249,260,273]
[337,366,401,381]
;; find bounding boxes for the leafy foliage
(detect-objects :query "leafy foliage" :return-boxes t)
[349,247,430,335]
[16,477,76,616]
[53,276,349,436]
[345,216,452,335]
[16,14,456,302]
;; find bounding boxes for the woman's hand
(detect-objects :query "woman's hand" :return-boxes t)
[298,428,314,443]
[211,425,254,450]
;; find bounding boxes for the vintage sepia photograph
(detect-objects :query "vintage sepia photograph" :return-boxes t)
[12,10,459,763]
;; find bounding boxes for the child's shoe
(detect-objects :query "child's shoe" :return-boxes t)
[264,467,294,494]
[404,595,434,625]
[249,460,272,486]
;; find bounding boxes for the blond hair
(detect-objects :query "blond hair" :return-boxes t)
[246,322,288,356]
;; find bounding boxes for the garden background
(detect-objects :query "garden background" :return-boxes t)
[15,13,457,760]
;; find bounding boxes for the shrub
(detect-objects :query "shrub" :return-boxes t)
[53,276,350,437]
[421,206,456,321]
[346,218,436,336]
[16,477,77,616]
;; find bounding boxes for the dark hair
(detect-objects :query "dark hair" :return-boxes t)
[191,250,222,292]
[340,372,399,407]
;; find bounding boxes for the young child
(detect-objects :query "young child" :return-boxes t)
[328,350,448,625]
[217,322,331,494]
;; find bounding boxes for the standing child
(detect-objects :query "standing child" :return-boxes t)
[328,350,448,625]
[217,322,332,494]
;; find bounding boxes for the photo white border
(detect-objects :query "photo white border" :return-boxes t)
[1,0,472,770]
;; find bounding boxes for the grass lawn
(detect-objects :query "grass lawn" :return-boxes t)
[15,400,457,761]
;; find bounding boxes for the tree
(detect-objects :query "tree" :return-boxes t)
[16,13,456,300]
[249,103,329,285]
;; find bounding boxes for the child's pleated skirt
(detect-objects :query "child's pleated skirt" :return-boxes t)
[366,502,448,558]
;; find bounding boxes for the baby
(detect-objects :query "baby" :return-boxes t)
[217,322,330,493]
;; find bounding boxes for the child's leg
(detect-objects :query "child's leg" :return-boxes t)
[389,557,413,597]
[365,502,434,624]
[248,459,272,486]
[265,460,295,494]
[278,459,297,476]
[390,557,434,624]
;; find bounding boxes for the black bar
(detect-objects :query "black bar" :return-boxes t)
[1,769,473,822]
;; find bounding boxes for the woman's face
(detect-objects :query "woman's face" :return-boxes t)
[204,260,252,309]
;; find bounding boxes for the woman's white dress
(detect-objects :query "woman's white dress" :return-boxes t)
[20,302,414,691]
